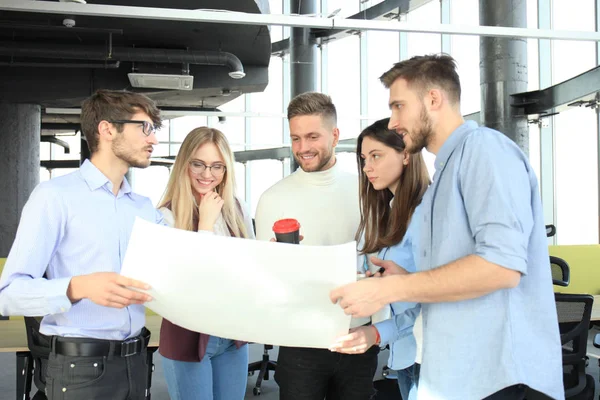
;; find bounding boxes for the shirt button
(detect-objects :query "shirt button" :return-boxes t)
[423,250,427,257]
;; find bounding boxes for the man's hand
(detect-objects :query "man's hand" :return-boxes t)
[366,257,408,277]
[198,191,224,231]
[67,272,152,308]
[329,278,389,318]
[329,325,378,354]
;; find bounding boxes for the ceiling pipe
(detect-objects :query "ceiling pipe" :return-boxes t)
[0,41,246,79]
[0,60,120,69]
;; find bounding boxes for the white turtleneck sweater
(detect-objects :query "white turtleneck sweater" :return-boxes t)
[255,162,369,328]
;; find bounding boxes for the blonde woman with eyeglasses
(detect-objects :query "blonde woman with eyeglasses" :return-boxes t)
[157,127,253,400]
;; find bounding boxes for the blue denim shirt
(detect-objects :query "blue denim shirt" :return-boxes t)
[0,160,163,340]
[374,204,421,371]
[416,121,563,400]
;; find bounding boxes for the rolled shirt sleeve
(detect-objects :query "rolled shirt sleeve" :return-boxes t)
[458,133,533,275]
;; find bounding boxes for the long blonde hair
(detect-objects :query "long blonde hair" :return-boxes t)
[159,127,248,238]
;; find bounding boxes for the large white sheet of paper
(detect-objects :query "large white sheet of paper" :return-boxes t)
[121,218,357,348]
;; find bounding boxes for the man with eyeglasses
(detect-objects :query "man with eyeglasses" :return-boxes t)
[0,89,164,399]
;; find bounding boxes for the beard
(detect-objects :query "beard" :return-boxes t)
[112,134,151,168]
[405,107,434,154]
[294,146,335,172]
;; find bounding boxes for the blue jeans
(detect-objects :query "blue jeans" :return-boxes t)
[396,363,419,400]
[161,336,248,400]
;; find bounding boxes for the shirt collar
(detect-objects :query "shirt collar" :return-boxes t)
[80,159,132,196]
[434,120,478,171]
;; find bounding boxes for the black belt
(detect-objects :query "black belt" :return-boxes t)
[52,328,150,358]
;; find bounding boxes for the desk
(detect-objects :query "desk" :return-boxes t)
[0,315,162,400]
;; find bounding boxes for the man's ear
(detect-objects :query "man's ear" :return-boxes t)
[332,127,340,147]
[428,88,444,111]
[97,120,114,144]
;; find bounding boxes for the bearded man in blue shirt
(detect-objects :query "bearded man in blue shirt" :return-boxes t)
[0,89,164,399]
[331,54,563,400]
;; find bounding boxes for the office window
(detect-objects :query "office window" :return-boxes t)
[406,0,441,59]
[552,0,598,244]
[133,166,170,206]
[326,35,361,139]
[450,0,480,115]
[249,57,284,150]
[365,31,399,121]
[220,97,246,152]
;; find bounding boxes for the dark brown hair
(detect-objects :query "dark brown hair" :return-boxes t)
[80,89,162,153]
[356,118,431,254]
[380,54,461,104]
[287,92,337,128]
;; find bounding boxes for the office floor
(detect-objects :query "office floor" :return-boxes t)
[1,331,598,400]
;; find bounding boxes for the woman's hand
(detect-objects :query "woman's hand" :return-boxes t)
[197,191,224,231]
[329,326,379,354]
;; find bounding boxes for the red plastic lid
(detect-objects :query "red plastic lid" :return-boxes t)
[273,218,301,234]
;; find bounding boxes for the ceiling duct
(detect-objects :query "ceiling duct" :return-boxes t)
[0,41,246,79]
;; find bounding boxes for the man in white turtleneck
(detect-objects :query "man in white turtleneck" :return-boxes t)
[255,92,378,400]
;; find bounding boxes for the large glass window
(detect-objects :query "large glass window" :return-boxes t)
[552,0,598,244]
[366,31,399,122]
[406,1,441,59]
[450,0,480,115]
[326,35,361,139]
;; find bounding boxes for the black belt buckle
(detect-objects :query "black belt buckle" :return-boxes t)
[121,337,142,357]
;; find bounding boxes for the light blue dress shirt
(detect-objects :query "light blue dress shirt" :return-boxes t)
[375,204,421,371]
[416,121,563,400]
[0,160,163,340]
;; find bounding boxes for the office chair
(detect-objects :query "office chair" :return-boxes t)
[247,217,277,396]
[247,344,277,395]
[22,316,51,400]
[551,256,571,287]
[555,293,595,399]
[546,224,557,238]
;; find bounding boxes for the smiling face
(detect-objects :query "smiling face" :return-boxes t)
[289,114,339,172]
[187,142,226,201]
[387,78,434,154]
[360,136,408,193]
[111,110,158,168]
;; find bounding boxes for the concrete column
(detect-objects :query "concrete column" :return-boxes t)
[0,104,40,257]
[288,0,318,172]
[479,0,529,154]
[289,0,318,97]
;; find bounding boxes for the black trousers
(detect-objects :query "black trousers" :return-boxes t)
[44,339,151,400]
[275,345,380,400]
[483,384,553,400]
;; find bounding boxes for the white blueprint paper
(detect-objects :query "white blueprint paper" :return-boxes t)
[121,218,356,348]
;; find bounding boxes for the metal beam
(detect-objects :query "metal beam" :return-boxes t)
[2,0,600,41]
[538,0,556,245]
[40,136,70,154]
[511,66,600,119]
[41,160,79,169]
[40,122,80,131]
[313,0,411,43]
